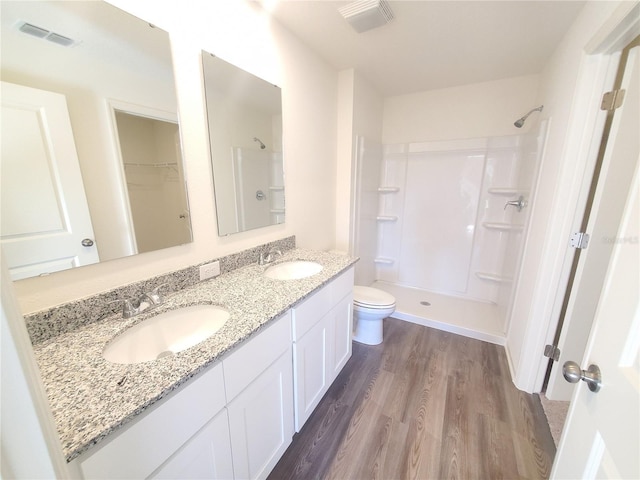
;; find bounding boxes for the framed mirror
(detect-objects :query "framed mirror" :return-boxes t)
[0,1,192,281]
[202,52,284,237]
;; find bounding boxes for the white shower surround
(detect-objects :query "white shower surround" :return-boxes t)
[354,123,547,343]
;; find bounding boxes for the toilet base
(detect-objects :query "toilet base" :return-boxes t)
[352,316,384,345]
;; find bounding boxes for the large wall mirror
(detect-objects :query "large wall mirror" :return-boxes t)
[0,1,192,281]
[202,52,284,237]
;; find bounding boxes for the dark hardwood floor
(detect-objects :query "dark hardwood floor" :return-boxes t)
[269,318,556,480]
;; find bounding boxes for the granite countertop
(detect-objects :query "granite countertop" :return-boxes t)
[32,249,357,462]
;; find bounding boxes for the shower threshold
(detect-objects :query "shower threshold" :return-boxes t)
[372,281,506,345]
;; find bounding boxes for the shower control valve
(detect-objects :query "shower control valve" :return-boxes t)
[504,195,527,212]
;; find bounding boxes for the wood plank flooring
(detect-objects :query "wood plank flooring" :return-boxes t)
[269,318,556,480]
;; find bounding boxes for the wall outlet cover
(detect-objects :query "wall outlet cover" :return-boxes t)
[199,261,220,281]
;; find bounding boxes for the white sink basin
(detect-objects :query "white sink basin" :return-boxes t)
[103,305,229,364]
[264,260,323,280]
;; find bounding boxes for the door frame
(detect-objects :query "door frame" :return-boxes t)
[531,3,640,392]
[107,99,180,256]
[510,1,640,393]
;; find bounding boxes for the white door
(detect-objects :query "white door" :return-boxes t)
[551,147,639,479]
[1,81,98,280]
[546,43,640,400]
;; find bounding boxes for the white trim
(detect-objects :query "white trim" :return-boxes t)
[0,253,69,477]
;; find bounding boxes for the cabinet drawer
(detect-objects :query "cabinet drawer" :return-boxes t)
[223,311,291,401]
[79,362,225,480]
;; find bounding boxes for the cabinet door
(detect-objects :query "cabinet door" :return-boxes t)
[329,293,353,382]
[227,349,294,480]
[293,315,330,431]
[150,409,234,480]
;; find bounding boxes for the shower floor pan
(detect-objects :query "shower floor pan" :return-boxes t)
[372,281,505,345]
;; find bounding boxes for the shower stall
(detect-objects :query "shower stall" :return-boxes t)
[352,121,548,344]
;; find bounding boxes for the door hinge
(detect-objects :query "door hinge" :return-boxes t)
[601,89,626,111]
[544,344,561,362]
[570,232,590,249]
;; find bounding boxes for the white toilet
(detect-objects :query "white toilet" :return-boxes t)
[352,286,396,345]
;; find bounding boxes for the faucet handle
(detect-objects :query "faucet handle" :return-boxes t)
[108,298,139,318]
[145,283,167,305]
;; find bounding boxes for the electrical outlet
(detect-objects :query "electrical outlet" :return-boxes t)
[199,261,220,281]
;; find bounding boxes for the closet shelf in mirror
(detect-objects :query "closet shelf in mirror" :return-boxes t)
[269,186,284,191]
[482,222,524,231]
[376,215,398,222]
[378,187,400,193]
[475,271,512,283]
[270,209,285,214]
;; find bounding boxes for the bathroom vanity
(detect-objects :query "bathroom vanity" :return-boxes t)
[28,248,356,479]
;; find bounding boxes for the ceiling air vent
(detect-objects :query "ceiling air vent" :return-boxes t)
[17,21,77,47]
[338,0,394,34]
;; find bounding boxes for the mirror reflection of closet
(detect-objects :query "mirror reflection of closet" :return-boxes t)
[0,0,193,280]
[201,52,285,236]
[113,107,191,254]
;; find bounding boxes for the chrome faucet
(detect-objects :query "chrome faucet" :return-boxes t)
[258,248,282,266]
[111,284,166,318]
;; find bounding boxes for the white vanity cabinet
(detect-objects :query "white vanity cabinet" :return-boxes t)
[291,267,354,431]
[71,313,293,480]
[224,311,294,479]
[68,266,355,480]
[74,362,230,480]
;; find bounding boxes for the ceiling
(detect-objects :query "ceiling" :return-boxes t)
[265,0,586,96]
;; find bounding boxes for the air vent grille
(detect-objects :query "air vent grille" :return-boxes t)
[17,21,78,47]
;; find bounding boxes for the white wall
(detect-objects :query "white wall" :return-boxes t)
[383,74,540,144]
[335,69,384,255]
[506,0,632,392]
[12,0,339,314]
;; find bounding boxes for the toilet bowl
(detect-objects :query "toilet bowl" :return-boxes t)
[352,286,396,345]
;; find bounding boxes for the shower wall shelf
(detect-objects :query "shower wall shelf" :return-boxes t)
[376,215,398,222]
[373,257,395,265]
[487,187,521,195]
[482,222,524,231]
[378,187,400,193]
[475,272,512,283]
[123,162,178,168]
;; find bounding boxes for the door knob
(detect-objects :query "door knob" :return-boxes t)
[81,238,94,247]
[562,361,602,392]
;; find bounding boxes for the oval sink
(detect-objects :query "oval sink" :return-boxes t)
[103,305,229,364]
[264,260,323,280]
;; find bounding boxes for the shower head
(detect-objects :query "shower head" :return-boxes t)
[514,105,544,128]
[253,137,266,149]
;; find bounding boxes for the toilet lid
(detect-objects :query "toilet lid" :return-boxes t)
[353,286,395,308]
